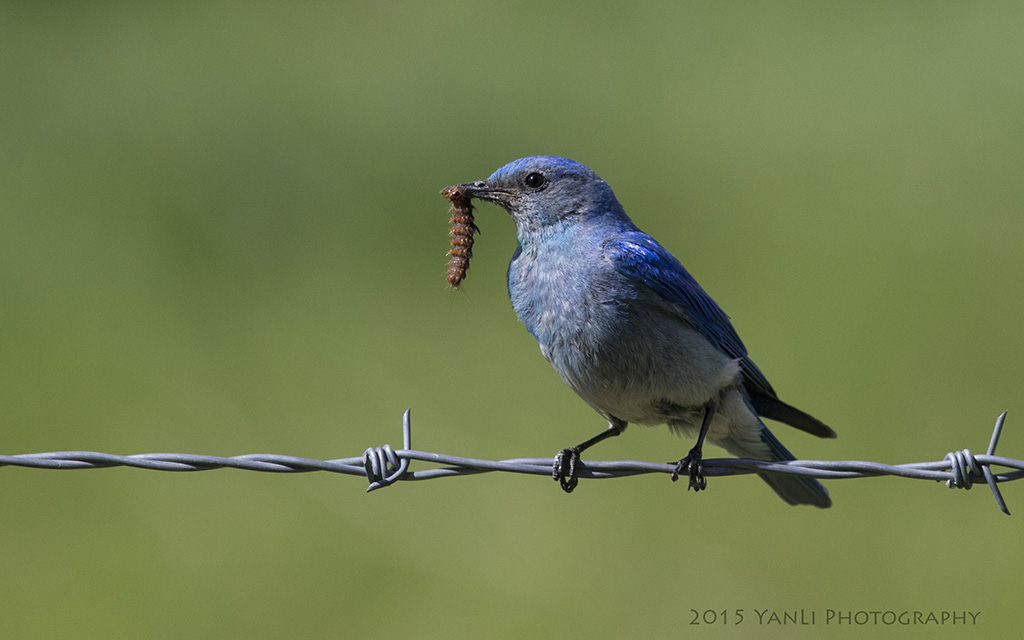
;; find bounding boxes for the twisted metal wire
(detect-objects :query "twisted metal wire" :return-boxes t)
[2,410,1019,514]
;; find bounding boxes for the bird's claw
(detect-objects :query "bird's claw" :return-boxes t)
[671,446,707,492]
[553,447,581,493]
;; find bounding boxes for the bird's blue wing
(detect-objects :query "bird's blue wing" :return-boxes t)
[605,232,777,398]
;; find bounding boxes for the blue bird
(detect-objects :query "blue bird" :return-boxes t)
[451,156,836,507]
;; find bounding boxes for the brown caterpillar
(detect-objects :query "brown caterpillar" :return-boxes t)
[441,184,479,287]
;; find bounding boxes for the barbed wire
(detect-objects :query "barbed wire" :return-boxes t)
[2,411,1020,514]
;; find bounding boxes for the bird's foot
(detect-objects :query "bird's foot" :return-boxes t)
[553,447,582,493]
[671,445,707,492]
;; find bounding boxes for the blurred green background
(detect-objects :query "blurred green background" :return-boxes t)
[2,1,1023,637]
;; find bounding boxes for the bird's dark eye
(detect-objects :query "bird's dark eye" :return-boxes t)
[523,172,546,190]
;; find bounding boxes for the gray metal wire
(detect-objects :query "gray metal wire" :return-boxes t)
[2,411,1019,514]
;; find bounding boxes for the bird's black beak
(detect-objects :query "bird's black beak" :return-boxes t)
[455,181,512,205]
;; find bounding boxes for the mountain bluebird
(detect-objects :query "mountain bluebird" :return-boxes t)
[448,156,836,507]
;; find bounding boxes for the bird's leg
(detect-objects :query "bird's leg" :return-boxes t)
[554,417,627,493]
[672,397,719,491]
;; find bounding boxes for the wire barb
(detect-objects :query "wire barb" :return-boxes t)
[1,410,1019,514]
[937,412,1011,514]
[364,409,413,492]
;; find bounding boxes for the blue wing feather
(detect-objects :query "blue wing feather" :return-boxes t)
[605,233,778,399]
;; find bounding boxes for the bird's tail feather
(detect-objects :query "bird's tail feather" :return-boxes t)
[721,424,831,508]
[753,427,831,508]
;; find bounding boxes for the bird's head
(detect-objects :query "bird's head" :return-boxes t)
[451,156,628,243]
